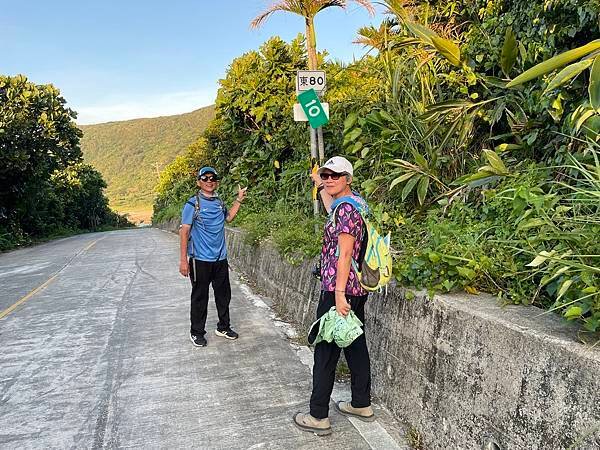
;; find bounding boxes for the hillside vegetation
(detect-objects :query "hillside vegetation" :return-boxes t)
[80,105,215,218]
[154,0,600,336]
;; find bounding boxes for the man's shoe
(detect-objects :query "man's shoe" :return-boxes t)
[215,328,239,340]
[190,334,207,347]
[334,401,375,422]
[293,412,332,436]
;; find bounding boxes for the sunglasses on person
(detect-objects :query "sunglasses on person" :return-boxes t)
[199,175,219,182]
[319,171,344,180]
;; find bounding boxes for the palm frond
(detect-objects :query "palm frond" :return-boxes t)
[250,0,307,28]
[252,0,375,28]
[349,0,376,15]
[353,19,396,51]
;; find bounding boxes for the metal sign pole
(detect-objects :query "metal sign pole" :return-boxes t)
[295,73,328,233]
[310,127,319,232]
[316,126,325,165]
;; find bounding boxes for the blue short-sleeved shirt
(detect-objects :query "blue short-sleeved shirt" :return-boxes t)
[181,193,228,261]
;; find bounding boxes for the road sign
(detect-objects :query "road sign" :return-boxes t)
[293,102,329,122]
[296,70,326,94]
[297,89,329,129]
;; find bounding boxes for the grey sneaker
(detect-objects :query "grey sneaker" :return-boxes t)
[190,334,207,347]
[215,328,238,340]
[334,401,375,422]
[293,412,332,436]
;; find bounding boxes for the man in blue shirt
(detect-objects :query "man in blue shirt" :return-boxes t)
[179,166,247,347]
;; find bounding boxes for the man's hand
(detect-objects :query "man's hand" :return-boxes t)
[179,260,189,277]
[335,290,351,317]
[237,184,247,202]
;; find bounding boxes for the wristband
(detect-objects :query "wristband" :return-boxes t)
[316,184,324,193]
[234,198,243,204]
[335,289,345,293]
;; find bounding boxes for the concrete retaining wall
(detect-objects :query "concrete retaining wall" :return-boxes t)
[161,221,600,449]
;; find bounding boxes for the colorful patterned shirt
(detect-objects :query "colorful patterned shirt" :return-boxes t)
[321,197,367,296]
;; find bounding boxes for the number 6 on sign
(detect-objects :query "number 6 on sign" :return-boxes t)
[297,89,329,129]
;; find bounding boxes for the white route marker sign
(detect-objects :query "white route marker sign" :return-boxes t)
[296,70,326,94]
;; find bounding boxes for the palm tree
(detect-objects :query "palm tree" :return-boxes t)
[251,0,375,70]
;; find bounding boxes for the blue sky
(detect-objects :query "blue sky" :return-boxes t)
[2,1,382,124]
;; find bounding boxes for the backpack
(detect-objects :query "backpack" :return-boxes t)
[186,191,226,225]
[185,191,226,261]
[329,196,393,292]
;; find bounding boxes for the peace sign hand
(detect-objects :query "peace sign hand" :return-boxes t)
[237,185,247,202]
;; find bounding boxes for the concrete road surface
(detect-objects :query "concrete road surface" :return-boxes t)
[0,229,408,449]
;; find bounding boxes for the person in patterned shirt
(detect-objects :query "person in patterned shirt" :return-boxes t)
[294,156,374,436]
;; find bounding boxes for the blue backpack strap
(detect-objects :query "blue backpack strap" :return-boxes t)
[329,195,368,225]
[329,195,369,274]
[219,197,226,217]
[184,193,200,260]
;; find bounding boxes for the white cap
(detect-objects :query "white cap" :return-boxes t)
[317,156,354,177]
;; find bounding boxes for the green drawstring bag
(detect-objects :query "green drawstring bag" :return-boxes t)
[307,307,363,348]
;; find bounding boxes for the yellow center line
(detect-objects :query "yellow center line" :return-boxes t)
[0,237,101,320]
[83,239,98,252]
[0,274,59,320]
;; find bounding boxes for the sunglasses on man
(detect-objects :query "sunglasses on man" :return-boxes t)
[319,172,344,180]
[199,175,219,182]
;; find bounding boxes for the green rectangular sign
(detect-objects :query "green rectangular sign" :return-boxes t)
[297,88,329,129]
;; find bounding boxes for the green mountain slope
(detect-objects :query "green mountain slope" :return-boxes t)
[79,105,214,219]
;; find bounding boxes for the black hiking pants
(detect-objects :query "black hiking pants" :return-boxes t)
[188,258,232,336]
[310,290,371,419]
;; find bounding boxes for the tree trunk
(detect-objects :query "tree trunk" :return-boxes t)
[305,17,318,70]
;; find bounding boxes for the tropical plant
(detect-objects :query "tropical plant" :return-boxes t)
[520,142,600,332]
[505,40,600,141]
[152,0,600,332]
[250,0,375,69]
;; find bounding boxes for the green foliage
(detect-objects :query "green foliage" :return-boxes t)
[0,75,131,251]
[0,75,82,228]
[153,0,600,332]
[204,35,309,206]
[235,203,322,264]
[80,105,215,210]
[152,138,208,223]
[51,163,117,230]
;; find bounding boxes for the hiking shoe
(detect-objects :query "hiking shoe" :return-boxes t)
[293,412,332,436]
[190,334,207,347]
[215,328,238,340]
[334,401,375,422]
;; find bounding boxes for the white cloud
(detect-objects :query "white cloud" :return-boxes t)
[75,88,217,125]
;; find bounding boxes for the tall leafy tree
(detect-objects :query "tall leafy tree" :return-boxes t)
[205,36,308,197]
[51,163,112,230]
[251,0,375,69]
[0,75,82,231]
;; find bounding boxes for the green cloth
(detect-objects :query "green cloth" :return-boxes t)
[309,307,364,348]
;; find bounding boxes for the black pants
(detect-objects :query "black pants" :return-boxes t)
[189,258,232,336]
[310,290,371,419]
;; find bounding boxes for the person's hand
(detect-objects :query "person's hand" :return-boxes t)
[335,290,351,317]
[237,184,248,202]
[310,168,321,186]
[179,260,189,277]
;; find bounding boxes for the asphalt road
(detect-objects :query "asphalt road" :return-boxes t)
[0,228,407,449]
